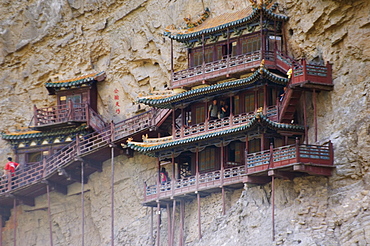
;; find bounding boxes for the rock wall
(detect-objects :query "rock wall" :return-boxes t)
[0,0,369,245]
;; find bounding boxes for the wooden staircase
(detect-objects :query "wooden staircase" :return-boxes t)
[278,87,302,123]
[0,108,170,225]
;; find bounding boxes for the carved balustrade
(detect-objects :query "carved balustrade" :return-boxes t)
[144,165,246,202]
[34,102,88,127]
[174,109,276,139]
[171,49,332,89]
[246,142,334,175]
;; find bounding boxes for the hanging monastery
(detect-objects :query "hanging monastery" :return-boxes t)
[0,0,350,245]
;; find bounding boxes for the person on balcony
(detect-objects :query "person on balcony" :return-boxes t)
[220,100,230,118]
[3,157,20,189]
[279,87,287,102]
[208,99,219,120]
[160,167,170,185]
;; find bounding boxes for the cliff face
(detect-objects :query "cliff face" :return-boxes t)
[0,0,369,245]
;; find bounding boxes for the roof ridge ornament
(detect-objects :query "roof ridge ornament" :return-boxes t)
[184,8,210,29]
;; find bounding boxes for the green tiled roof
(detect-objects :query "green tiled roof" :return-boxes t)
[45,71,106,94]
[127,113,303,155]
[138,68,288,108]
[2,125,89,140]
[164,4,288,42]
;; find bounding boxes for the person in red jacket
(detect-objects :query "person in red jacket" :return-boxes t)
[4,157,20,189]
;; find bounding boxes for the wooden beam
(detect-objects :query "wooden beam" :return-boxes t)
[15,195,35,207]
[244,176,271,185]
[293,164,333,176]
[268,170,295,180]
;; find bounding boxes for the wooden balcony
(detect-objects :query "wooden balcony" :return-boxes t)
[174,106,277,139]
[171,50,332,89]
[33,102,107,132]
[143,142,334,206]
[291,59,333,90]
[143,165,246,206]
[247,142,334,176]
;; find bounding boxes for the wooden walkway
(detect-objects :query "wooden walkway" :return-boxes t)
[143,142,334,206]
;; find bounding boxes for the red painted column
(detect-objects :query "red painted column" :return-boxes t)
[313,89,318,142]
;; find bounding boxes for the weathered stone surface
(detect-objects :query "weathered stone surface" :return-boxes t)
[0,0,369,245]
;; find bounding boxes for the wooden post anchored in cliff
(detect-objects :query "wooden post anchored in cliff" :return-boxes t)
[156,202,161,246]
[81,161,85,246]
[179,200,185,246]
[170,199,176,246]
[167,203,171,246]
[47,183,54,246]
[271,175,275,242]
[13,198,16,246]
[197,192,202,240]
[221,141,225,215]
[0,215,2,246]
[110,143,115,246]
[150,207,154,246]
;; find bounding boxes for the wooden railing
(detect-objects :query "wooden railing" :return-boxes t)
[113,108,169,141]
[171,49,332,89]
[34,101,88,127]
[246,142,333,174]
[174,108,277,139]
[291,59,332,85]
[0,108,170,195]
[144,165,246,202]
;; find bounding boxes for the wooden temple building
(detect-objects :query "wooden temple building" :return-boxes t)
[0,1,334,245]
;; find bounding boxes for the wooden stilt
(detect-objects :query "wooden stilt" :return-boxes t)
[110,145,116,246]
[197,193,202,240]
[271,176,275,242]
[179,200,184,246]
[151,207,154,246]
[47,184,54,246]
[0,215,2,246]
[81,162,84,246]
[222,187,225,216]
[13,198,16,246]
[171,200,176,245]
[167,203,171,246]
[156,202,161,246]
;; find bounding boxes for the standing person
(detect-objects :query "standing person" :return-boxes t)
[160,167,169,185]
[208,99,219,120]
[220,100,230,118]
[4,157,20,189]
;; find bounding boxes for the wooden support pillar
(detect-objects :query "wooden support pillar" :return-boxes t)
[167,203,171,246]
[179,200,185,246]
[172,109,176,137]
[151,207,154,246]
[245,135,249,172]
[156,202,161,246]
[0,215,2,246]
[47,184,54,246]
[171,154,175,198]
[110,145,115,246]
[303,91,308,144]
[221,142,225,215]
[13,198,16,246]
[81,162,85,246]
[263,85,267,114]
[313,89,317,143]
[171,200,176,246]
[197,192,202,240]
[271,175,275,242]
